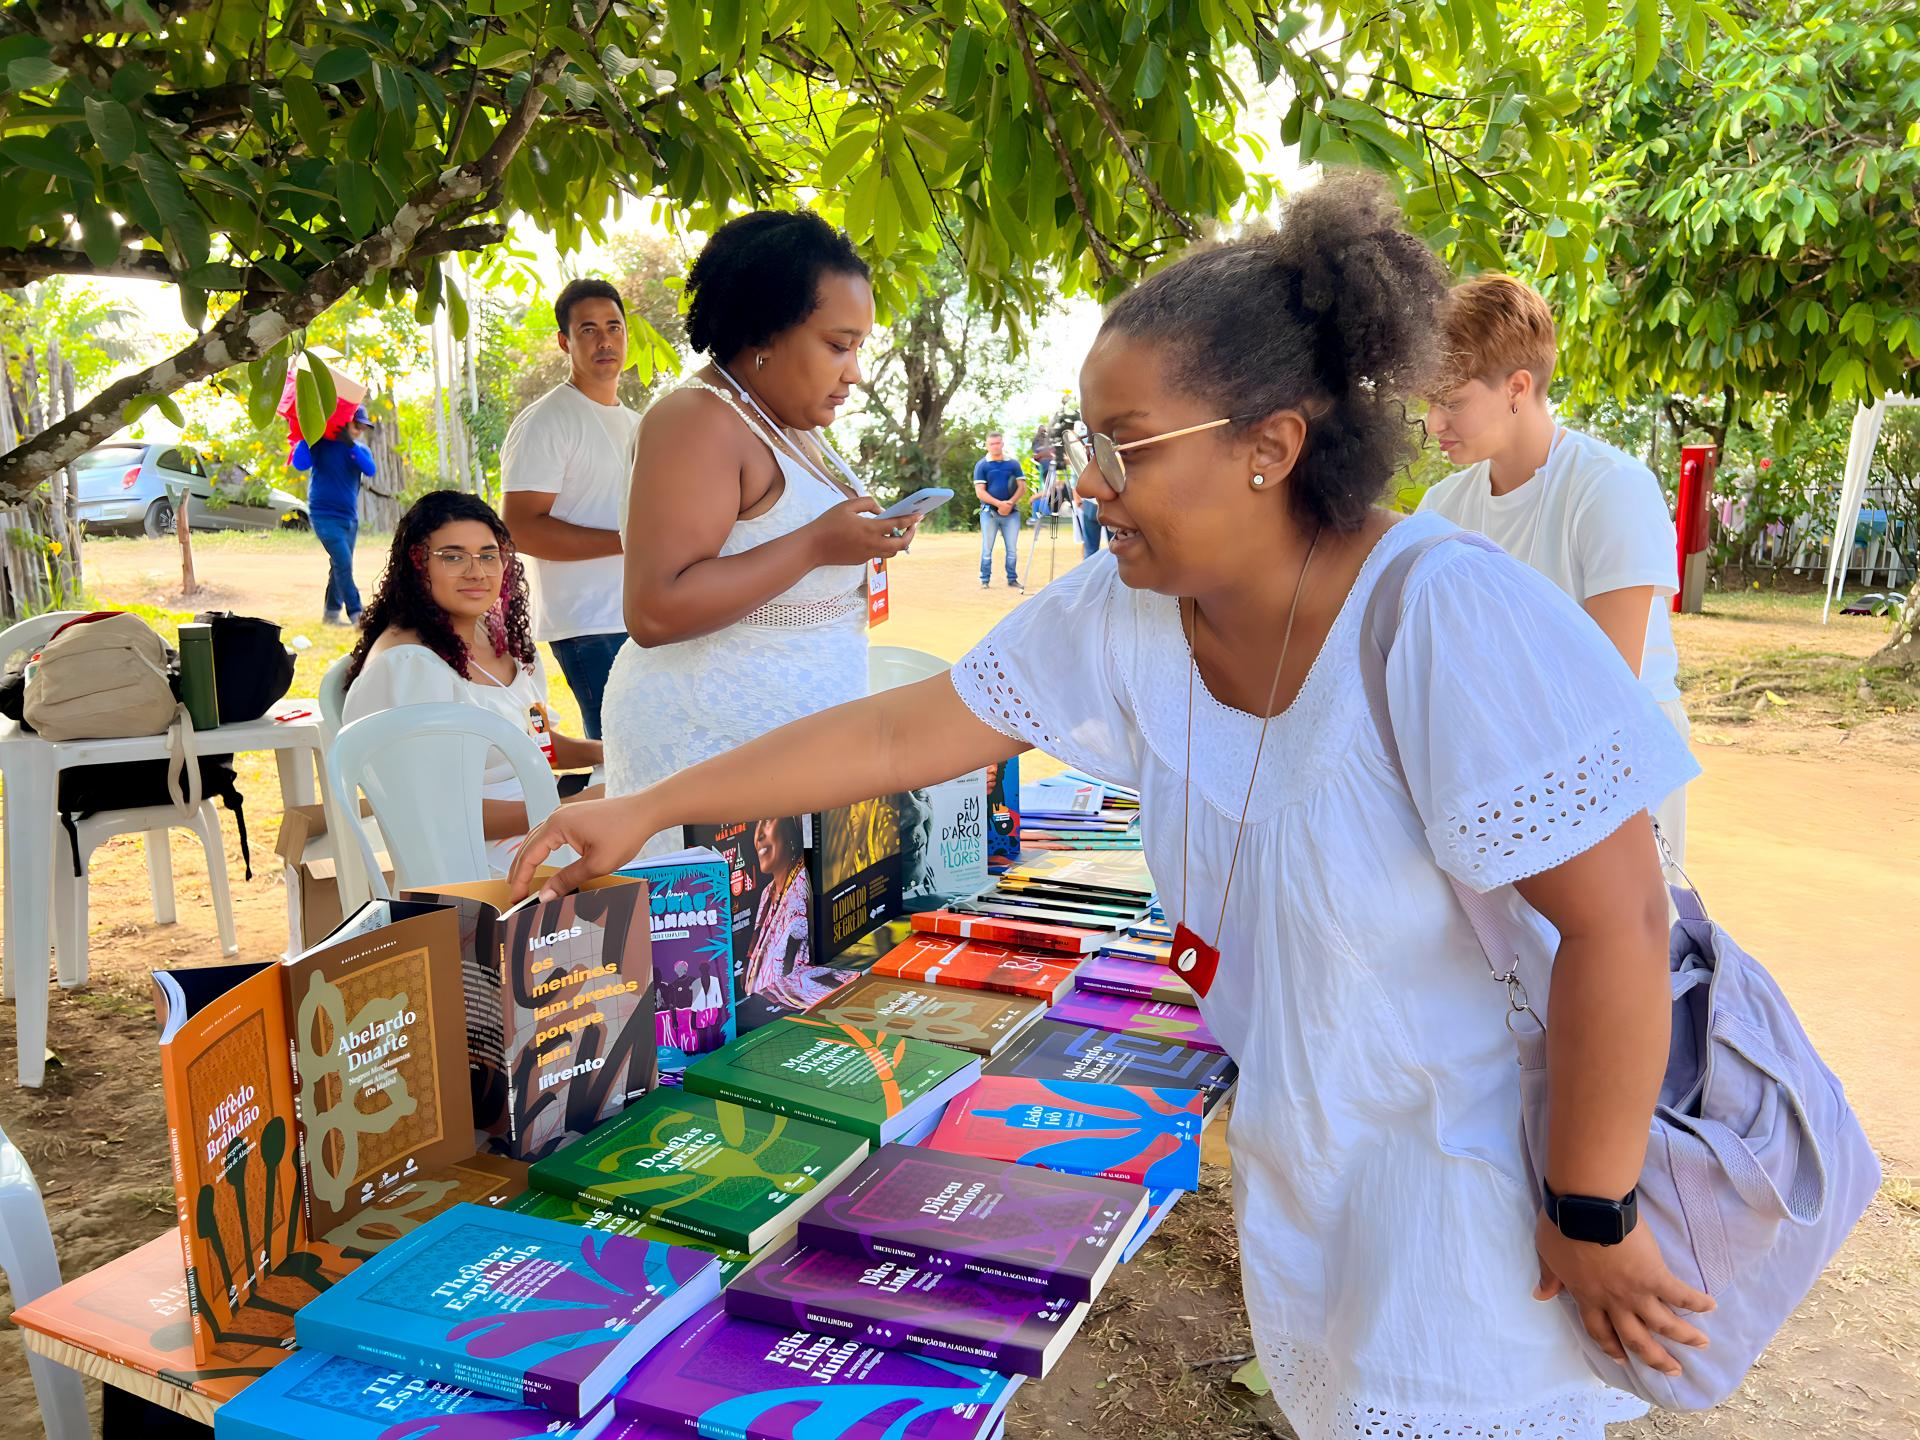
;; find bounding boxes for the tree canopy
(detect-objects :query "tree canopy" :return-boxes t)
[0,0,1617,501]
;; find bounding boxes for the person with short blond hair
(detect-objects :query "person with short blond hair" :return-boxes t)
[1420,272,1692,858]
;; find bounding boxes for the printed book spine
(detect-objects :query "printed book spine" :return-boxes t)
[295,1308,544,1411]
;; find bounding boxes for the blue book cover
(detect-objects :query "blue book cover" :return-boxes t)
[616,853,737,1080]
[295,1204,721,1418]
[212,1347,677,1440]
[1120,1189,1180,1264]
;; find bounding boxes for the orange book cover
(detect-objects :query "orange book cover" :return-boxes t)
[871,933,1081,1002]
[10,1231,353,1405]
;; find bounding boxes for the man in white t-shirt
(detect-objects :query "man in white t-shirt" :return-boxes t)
[501,279,642,739]
[1420,273,1694,859]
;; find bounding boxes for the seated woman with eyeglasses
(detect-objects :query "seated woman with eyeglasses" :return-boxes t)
[343,491,604,877]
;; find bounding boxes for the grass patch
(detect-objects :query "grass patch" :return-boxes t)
[1682,645,1920,726]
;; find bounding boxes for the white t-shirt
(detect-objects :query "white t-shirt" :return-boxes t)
[1418,428,1680,702]
[501,383,641,641]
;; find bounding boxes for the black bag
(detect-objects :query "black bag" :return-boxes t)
[193,610,295,724]
[56,755,252,880]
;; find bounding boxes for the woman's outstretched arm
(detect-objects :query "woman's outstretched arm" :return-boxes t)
[508,674,1025,898]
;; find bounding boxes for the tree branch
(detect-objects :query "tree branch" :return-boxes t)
[1007,4,1118,285]
[1016,5,1199,243]
[0,247,247,290]
[13,0,214,43]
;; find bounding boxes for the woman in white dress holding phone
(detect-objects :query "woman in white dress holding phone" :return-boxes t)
[602,211,916,853]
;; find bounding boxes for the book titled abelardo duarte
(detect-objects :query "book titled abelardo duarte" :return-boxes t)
[925,1076,1203,1192]
[614,1299,1021,1440]
[984,1020,1238,1122]
[295,1203,721,1417]
[213,1346,666,1440]
[796,1144,1147,1303]
[682,1016,979,1145]
[526,1089,867,1252]
[724,1239,1089,1378]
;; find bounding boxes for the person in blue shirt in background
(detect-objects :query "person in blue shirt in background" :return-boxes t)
[972,429,1027,589]
[292,405,377,625]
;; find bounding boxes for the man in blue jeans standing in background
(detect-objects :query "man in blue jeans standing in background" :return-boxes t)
[973,430,1026,589]
[294,406,376,626]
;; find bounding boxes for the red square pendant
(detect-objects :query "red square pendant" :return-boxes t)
[1169,921,1220,998]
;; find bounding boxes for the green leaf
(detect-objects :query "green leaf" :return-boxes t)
[156,394,186,427]
[709,0,745,65]
[310,48,372,86]
[1231,1359,1270,1398]
[131,153,211,269]
[946,25,985,101]
[821,127,872,191]
[294,364,327,443]
[1135,44,1168,101]
[473,34,532,69]
[1628,0,1661,83]
[1,135,93,188]
[6,56,67,90]
[445,273,469,341]
[179,286,207,330]
[338,161,376,233]
[308,352,338,419]
[282,76,333,155]
[84,98,140,166]
[248,353,289,429]
[77,205,121,267]
[370,60,405,112]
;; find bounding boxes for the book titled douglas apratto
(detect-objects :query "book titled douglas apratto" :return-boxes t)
[615,1299,1021,1440]
[797,1144,1147,1303]
[405,878,656,1161]
[295,1203,720,1418]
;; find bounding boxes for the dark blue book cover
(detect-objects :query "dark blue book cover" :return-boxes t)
[982,1019,1238,1120]
[295,1203,719,1417]
[212,1346,672,1440]
[615,853,737,1079]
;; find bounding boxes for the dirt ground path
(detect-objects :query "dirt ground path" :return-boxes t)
[2,529,1914,1437]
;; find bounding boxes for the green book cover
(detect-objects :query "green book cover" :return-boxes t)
[508,1188,753,1282]
[524,1088,866,1252]
[681,1015,981,1145]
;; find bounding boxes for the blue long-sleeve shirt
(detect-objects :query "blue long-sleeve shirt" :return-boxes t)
[295,436,376,522]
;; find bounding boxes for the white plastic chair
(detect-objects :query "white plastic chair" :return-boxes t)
[317,652,352,743]
[868,644,949,693]
[0,1120,90,1440]
[0,611,238,995]
[327,702,573,903]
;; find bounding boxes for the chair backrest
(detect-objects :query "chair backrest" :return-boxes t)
[868,644,949,693]
[327,702,570,901]
[317,653,352,743]
[0,611,85,670]
[0,1118,90,1440]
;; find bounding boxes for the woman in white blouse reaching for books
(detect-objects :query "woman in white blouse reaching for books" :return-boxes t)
[343,491,602,878]
[511,175,1709,1440]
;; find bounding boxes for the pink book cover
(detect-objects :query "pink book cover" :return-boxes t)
[1043,991,1223,1054]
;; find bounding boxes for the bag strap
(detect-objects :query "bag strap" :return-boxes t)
[1358,528,1544,1032]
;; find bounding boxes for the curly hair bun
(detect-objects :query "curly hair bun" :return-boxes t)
[684,210,870,363]
[1103,170,1451,531]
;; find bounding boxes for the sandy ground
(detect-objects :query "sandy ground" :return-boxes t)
[0,526,1914,1437]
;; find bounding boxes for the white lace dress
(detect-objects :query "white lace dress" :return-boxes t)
[950,512,1700,1440]
[603,380,869,853]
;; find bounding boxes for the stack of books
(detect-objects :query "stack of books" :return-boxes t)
[1018,771,1143,851]
[908,852,1157,956]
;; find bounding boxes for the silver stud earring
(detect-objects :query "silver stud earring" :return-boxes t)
[1251,474,1266,488]
[756,353,767,370]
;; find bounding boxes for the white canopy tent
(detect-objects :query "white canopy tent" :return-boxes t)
[1822,393,1920,622]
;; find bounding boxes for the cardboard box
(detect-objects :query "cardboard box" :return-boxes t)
[275,803,392,951]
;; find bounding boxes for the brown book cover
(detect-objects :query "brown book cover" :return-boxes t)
[811,974,1046,1058]
[404,877,656,1160]
[283,902,475,1234]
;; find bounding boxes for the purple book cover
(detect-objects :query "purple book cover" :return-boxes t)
[1045,990,1224,1053]
[1074,955,1197,1007]
[614,1300,1020,1439]
[795,1144,1145,1303]
[723,1240,1085,1378]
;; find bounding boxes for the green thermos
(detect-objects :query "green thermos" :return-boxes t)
[177,622,220,730]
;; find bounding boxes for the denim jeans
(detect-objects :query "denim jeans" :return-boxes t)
[1079,498,1104,558]
[979,504,1020,582]
[549,631,627,741]
[312,513,361,618]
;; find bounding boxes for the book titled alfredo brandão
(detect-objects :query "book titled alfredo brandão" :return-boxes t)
[296,1203,720,1417]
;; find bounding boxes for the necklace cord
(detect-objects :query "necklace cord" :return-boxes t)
[1180,528,1323,946]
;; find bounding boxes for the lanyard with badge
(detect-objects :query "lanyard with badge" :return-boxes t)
[715,365,890,624]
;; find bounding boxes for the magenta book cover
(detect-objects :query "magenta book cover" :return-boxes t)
[795,1144,1145,1303]
[924,1076,1202,1191]
[1044,990,1224,1053]
[614,1299,1020,1439]
[1073,955,1197,1007]
[723,1240,1086,1378]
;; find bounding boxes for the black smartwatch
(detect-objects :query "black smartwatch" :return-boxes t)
[1542,1182,1639,1246]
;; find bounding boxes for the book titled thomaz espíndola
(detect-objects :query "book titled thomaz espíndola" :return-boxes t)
[614,1299,1021,1440]
[796,1144,1146,1303]
[924,1076,1203,1192]
[723,1239,1088,1378]
[210,1345,667,1440]
[295,1203,720,1417]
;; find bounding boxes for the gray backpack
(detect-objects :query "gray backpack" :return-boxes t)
[1361,529,1880,1409]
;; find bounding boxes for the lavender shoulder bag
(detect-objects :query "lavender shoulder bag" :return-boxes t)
[1360,529,1881,1409]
